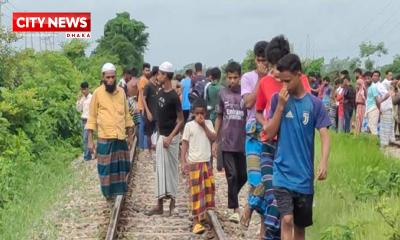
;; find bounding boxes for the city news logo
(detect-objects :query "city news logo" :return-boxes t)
[12,12,91,39]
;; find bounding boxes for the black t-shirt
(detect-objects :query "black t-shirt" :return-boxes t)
[344,85,356,109]
[157,89,182,136]
[143,82,159,120]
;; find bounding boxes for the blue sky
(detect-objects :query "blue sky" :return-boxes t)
[3,0,400,69]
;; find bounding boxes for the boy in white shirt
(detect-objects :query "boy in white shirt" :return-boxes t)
[181,99,217,234]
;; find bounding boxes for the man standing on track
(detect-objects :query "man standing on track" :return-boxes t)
[146,61,184,216]
[86,63,134,200]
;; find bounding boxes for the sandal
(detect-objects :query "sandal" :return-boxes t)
[144,207,163,216]
[192,223,205,234]
[229,212,240,223]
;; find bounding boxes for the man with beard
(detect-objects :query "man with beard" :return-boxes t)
[86,63,134,199]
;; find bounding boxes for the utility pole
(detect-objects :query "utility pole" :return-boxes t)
[0,0,9,27]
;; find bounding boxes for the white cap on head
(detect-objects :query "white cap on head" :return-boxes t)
[159,61,174,73]
[101,63,116,73]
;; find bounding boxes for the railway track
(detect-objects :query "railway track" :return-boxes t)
[104,138,227,240]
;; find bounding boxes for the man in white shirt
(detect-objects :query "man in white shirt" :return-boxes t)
[76,81,93,160]
[376,70,394,147]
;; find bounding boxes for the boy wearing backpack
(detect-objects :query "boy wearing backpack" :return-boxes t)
[205,67,222,125]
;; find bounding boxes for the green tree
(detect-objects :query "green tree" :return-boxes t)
[94,12,149,70]
[241,49,256,74]
[302,57,324,75]
[359,41,388,71]
[61,39,89,63]
[0,27,20,88]
[322,57,361,80]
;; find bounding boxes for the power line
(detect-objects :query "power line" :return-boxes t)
[8,1,18,10]
[361,5,400,43]
[342,0,395,46]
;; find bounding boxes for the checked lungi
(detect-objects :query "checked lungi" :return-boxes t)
[246,120,280,239]
[96,139,131,198]
[380,109,393,147]
[189,161,215,216]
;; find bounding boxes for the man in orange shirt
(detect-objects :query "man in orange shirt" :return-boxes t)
[138,63,152,152]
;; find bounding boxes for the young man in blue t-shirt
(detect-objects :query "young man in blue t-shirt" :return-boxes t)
[264,54,331,240]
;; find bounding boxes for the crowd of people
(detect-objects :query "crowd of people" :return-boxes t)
[308,67,399,148]
[74,34,394,240]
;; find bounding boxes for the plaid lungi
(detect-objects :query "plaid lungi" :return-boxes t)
[247,140,280,239]
[96,139,131,198]
[380,109,393,146]
[245,120,263,189]
[189,161,215,216]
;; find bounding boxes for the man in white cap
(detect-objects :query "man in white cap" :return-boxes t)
[86,62,135,199]
[146,61,184,216]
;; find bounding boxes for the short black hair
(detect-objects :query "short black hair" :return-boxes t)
[195,62,202,72]
[323,76,331,82]
[340,70,349,75]
[225,61,241,75]
[205,68,212,77]
[254,41,268,58]
[151,66,159,77]
[185,69,193,76]
[143,63,150,70]
[396,74,400,80]
[123,68,131,75]
[364,71,372,77]
[385,69,392,75]
[80,81,89,89]
[166,72,174,80]
[210,67,221,80]
[276,54,302,73]
[354,68,363,75]
[343,75,350,82]
[373,70,381,77]
[130,67,138,77]
[192,98,207,112]
[265,35,290,65]
[309,72,317,78]
[175,74,184,82]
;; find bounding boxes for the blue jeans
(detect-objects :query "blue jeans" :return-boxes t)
[138,113,148,150]
[344,107,353,133]
[82,119,92,160]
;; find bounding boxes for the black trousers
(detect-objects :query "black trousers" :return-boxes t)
[222,151,247,209]
[183,110,190,123]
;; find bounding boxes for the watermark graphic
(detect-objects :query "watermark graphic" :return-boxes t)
[12,12,91,39]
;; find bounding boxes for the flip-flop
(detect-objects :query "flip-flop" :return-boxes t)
[192,223,205,234]
[229,213,240,223]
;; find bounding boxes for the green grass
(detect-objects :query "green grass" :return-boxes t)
[0,147,79,240]
[308,132,400,240]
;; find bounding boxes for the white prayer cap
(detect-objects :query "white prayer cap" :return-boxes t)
[159,61,174,73]
[101,63,116,73]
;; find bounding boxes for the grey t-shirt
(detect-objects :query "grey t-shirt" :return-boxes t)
[217,86,246,152]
